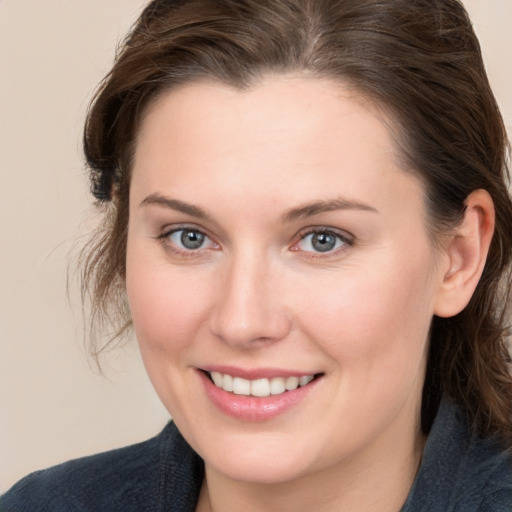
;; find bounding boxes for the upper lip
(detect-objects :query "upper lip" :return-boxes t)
[199,365,322,380]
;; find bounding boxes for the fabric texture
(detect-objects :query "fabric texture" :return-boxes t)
[2,400,512,511]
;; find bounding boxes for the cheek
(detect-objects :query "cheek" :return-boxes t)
[125,247,211,356]
[292,255,436,372]
[289,259,436,439]
[124,245,217,421]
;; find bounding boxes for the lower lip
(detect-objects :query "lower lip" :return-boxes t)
[198,371,320,422]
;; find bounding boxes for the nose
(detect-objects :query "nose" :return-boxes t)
[208,252,291,348]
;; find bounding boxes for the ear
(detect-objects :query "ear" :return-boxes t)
[434,189,495,318]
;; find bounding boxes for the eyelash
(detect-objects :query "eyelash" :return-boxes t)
[157,225,218,258]
[292,227,354,258]
[156,225,354,259]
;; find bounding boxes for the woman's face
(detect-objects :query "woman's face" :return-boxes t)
[126,76,449,484]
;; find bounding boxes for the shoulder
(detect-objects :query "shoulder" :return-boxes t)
[403,400,512,512]
[466,435,512,512]
[0,422,193,512]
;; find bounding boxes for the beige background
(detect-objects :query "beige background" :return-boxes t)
[1,0,511,492]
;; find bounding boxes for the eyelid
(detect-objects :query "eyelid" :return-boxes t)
[157,222,213,240]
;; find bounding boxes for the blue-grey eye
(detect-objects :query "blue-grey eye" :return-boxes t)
[297,231,345,253]
[170,229,207,250]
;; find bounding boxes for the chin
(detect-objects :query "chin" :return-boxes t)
[193,428,325,485]
[210,452,313,485]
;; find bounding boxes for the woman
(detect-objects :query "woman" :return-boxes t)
[3,0,512,510]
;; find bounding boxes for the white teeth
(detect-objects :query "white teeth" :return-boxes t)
[270,377,286,395]
[251,378,270,397]
[223,374,234,392]
[208,372,316,397]
[211,371,223,387]
[285,376,300,391]
[233,377,251,395]
[299,375,314,387]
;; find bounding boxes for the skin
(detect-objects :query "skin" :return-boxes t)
[125,76,493,512]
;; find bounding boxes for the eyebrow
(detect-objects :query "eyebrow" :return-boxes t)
[140,193,377,223]
[140,194,211,220]
[281,198,378,223]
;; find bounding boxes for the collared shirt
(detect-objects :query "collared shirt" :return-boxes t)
[2,400,512,511]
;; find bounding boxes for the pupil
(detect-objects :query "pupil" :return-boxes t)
[181,230,204,249]
[312,233,336,252]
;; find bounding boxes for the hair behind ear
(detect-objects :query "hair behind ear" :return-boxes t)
[424,188,512,441]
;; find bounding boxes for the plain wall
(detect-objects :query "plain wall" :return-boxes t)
[1,0,511,492]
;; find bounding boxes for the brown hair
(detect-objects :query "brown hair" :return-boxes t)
[82,0,512,441]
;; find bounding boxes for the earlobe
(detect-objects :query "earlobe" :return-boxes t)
[434,189,495,318]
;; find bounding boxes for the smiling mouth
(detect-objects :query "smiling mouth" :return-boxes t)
[205,371,322,397]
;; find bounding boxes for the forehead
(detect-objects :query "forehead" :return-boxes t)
[131,75,424,222]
